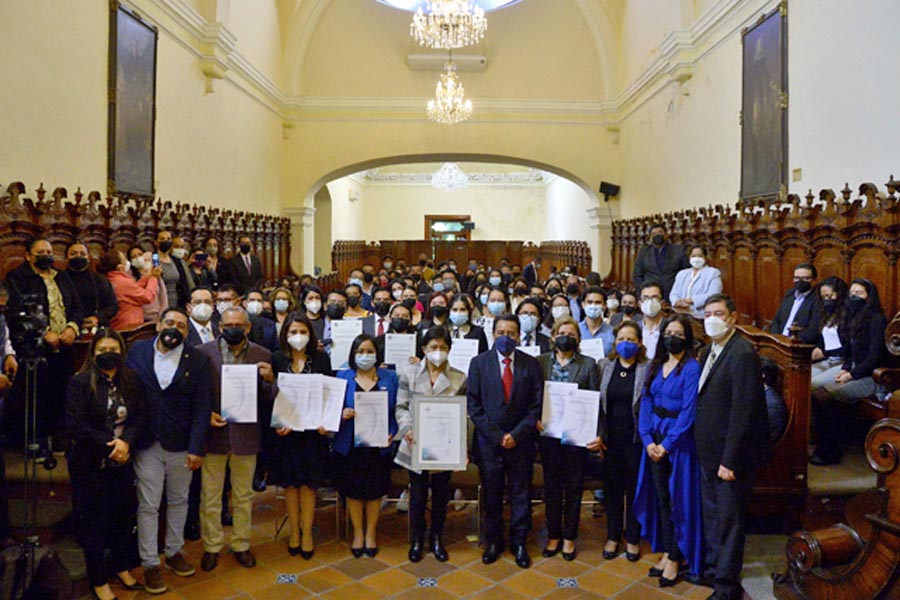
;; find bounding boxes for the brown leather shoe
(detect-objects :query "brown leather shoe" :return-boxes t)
[233,550,257,568]
[142,566,167,595]
[164,552,196,577]
[201,551,218,572]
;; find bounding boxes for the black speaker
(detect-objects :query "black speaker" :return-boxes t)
[462,221,475,230]
[599,181,620,201]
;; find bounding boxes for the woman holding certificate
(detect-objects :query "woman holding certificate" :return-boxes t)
[270,313,333,559]
[395,326,468,563]
[633,314,704,587]
[536,316,600,561]
[334,334,399,558]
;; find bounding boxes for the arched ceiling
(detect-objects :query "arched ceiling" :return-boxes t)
[279,0,621,99]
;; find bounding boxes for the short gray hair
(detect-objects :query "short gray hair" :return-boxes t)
[221,305,249,324]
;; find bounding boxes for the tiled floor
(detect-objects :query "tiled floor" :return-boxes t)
[86,489,781,599]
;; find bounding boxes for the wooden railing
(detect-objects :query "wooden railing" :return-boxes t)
[0,180,294,282]
[332,240,592,282]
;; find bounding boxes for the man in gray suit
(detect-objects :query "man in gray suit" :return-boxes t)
[196,306,276,571]
[631,223,690,298]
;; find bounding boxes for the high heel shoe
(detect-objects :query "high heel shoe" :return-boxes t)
[625,549,640,562]
[562,548,577,561]
[542,543,560,558]
[351,546,365,558]
[364,546,379,558]
[300,548,314,560]
[288,545,302,556]
[603,542,619,560]
[648,566,664,577]
[114,573,143,591]
[659,572,681,588]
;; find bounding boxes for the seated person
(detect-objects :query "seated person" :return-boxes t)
[769,263,821,344]
[811,277,848,377]
[669,245,722,318]
[760,358,788,445]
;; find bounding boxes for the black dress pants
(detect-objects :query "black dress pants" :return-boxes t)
[647,455,683,562]
[480,441,533,547]
[538,437,586,540]
[69,460,138,587]
[408,470,452,539]
[603,432,642,545]
[699,465,754,600]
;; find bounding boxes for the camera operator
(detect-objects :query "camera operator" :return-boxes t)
[5,237,84,446]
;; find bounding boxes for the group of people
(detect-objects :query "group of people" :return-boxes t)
[0,228,883,600]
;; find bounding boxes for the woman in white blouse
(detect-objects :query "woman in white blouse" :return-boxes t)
[669,245,722,318]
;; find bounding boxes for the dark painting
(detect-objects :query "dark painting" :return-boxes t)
[740,5,787,204]
[108,3,157,198]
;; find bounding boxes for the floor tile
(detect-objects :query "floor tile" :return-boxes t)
[293,567,353,594]
[438,569,494,596]
[248,583,312,599]
[574,569,633,597]
[331,556,390,580]
[173,577,239,600]
[219,564,280,594]
[320,581,382,600]
[392,586,459,600]
[400,557,458,578]
[361,568,418,596]
[502,570,559,597]
[467,585,531,600]
[466,557,523,582]
[533,558,591,578]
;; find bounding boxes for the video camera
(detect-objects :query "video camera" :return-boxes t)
[8,294,49,360]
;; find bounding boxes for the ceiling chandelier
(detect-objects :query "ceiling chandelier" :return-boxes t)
[431,162,470,192]
[410,0,487,49]
[426,60,473,124]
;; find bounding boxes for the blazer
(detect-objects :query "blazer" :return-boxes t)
[769,289,821,344]
[522,262,539,286]
[65,369,145,469]
[126,338,212,456]
[332,367,399,456]
[67,269,119,326]
[248,315,279,353]
[597,358,649,442]
[394,361,469,470]
[608,311,643,329]
[228,253,264,294]
[186,317,221,348]
[694,332,770,475]
[196,340,276,455]
[669,266,723,317]
[467,349,543,451]
[521,331,551,354]
[6,261,84,335]
[631,243,690,298]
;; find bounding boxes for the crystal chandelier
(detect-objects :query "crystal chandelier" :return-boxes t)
[410,0,487,49]
[426,61,473,124]
[431,162,470,192]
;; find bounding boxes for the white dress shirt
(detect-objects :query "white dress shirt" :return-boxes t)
[782,290,811,336]
[190,318,215,343]
[153,338,184,390]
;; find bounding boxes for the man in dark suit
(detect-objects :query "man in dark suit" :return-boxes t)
[195,306,276,571]
[127,307,212,594]
[631,223,690,298]
[242,288,279,353]
[522,256,542,287]
[768,263,820,345]
[186,287,220,348]
[467,314,543,569]
[514,298,551,353]
[228,235,264,294]
[694,294,770,600]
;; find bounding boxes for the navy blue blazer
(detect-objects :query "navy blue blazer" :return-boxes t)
[332,367,399,457]
[126,338,213,456]
[249,315,279,353]
[467,349,543,450]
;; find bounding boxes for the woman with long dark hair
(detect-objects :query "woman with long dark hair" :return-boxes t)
[65,329,144,599]
[810,276,849,377]
[633,314,704,587]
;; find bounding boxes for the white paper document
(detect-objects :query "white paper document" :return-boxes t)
[517,345,541,357]
[560,389,601,448]
[273,373,319,431]
[271,374,307,430]
[540,381,578,439]
[384,333,416,366]
[220,364,258,423]
[579,338,606,361]
[330,319,363,370]
[354,391,389,447]
[448,338,480,376]
[412,396,467,471]
[320,375,348,432]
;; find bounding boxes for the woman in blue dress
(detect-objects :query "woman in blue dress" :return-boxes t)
[634,313,704,587]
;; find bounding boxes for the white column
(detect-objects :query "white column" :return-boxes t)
[587,201,619,276]
[283,206,316,275]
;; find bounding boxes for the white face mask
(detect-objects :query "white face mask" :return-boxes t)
[392,289,403,300]
[305,300,322,314]
[287,333,310,352]
[122,260,131,273]
[690,256,706,269]
[172,248,187,260]
[132,256,146,271]
[704,315,730,339]
[640,298,662,318]
[246,300,263,316]
[551,306,569,320]
[606,298,620,311]
[191,303,213,322]
[426,350,448,367]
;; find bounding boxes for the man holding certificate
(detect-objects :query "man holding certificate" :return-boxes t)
[467,314,543,569]
[195,306,276,572]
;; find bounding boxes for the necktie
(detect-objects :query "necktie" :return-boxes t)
[525,334,532,346]
[699,348,717,389]
[453,327,460,339]
[201,327,211,343]
[502,358,513,404]
[377,318,385,336]
[244,254,251,273]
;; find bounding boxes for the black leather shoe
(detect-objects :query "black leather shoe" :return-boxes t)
[351,546,364,559]
[562,548,577,562]
[542,544,560,558]
[299,549,314,560]
[408,538,425,563]
[648,566,664,577]
[602,545,619,560]
[625,550,640,562]
[684,573,714,587]
[659,573,680,588]
[513,545,531,569]
[200,552,218,572]
[482,544,502,564]
[221,511,234,527]
[364,546,379,558]
[233,550,256,568]
[288,545,302,556]
[431,535,448,562]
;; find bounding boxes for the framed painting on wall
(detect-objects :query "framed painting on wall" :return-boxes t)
[740,2,788,205]
[108,2,158,199]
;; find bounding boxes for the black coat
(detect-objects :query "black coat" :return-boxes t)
[6,262,84,339]
[228,253,264,294]
[66,269,119,326]
[694,333,770,475]
[631,243,690,298]
[842,311,887,380]
[769,290,821,345]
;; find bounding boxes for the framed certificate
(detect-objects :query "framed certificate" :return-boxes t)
[411,396,467,471]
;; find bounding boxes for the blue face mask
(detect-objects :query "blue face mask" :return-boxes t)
[495,335,517,356]
[584,305,604,320]
[616,341,639,360]
[348,277,363,287]
[355,353,377,371]
[480,294,489,306]
[432,281,444,292]
[518,314,538,334]
[489,276,502,287]
[487,301,506,317]
[449,311,469,327]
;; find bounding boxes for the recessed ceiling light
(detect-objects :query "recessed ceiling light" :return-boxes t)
[375,0,521,12]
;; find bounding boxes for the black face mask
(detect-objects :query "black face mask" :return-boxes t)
[240,244,251,254]
[221,327,246,346]
[546,287,560,296]
[795,280,812,294]
[401,298,417,310]
[418,259,427,267]
[391,317,411,332]
[346,295,360,308]
[822,298,837,313]
[663,335,687,355]
[326,304,345,320]
[566,284,580,296]
[411,274,421,282]
[363,273,374,283]
[34,255,55,271]
[652,234,666,246]
[554,335,577,353]
[95,352,122,370]
[622,305,637,316]
[502,273,512,283]
[373,301,391,317]
[261,310,275,321]
[159,327,184,349]
[430,306,448,319]
[514,287,527,296]
[68,257,89,271]
[847,295,866,311]
[158,241,173,253]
